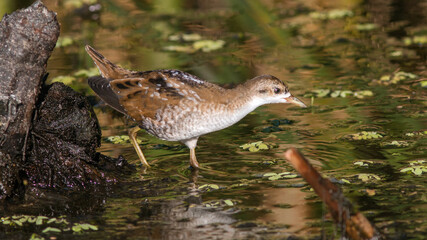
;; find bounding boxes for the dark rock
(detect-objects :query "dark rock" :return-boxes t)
[0,1,59,200]
[25,82,104,189]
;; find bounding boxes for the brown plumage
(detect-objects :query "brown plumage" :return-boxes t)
[85,45,306,169]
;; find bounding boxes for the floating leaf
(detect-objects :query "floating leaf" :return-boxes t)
[341,179,351,184]
[356,23,378,31]
[198,184,220,191]
[42,227,62,233]
[168,33,202,42]
[240,141,274,152]
[223,199,234,206]
[354,161,373,167]
[403,35,427,45]
[163,45,195,53]
[354,90,373,99]
[421,80,427,88]
[357,173,381,182]
[310,9,353,20]
[311,89,330,98]
[193,40,225,52]
[36,216,48,225]
[378,71,418,85]
[262,172,277,178]
[72,225,82,232]
[345,131,383,140]
[380,140,410,148]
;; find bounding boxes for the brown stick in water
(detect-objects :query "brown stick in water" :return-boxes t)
[284,148,381,240]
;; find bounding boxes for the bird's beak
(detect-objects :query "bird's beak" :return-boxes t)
[285,95,307,108]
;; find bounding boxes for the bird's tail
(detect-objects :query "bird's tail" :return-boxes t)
[85,45,133,79]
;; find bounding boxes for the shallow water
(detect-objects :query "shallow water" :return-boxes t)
[1,0,426,239]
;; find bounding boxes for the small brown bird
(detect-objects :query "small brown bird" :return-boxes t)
[85,45,306,168]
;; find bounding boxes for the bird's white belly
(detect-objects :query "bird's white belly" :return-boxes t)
[144,101,257,142]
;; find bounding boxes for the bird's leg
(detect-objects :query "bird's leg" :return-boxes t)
[128,126,150,168]
[189,147,199,168]
[183,137,200,169]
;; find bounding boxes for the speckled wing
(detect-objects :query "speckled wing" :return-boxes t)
[109,71,220,121]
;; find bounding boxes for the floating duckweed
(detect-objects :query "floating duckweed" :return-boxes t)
[341,179,351,184]
[223,199,234,206]
[357,173,381,182]
[331,90,353,98]
[193,40,225,52]
[378,71,418,85]
[0,215,98,236]
[168,33,202,42]
[309,9,353,20]
[42,227,62,233]
[105,135,144,144]
[356,23,378,31]
[380,140,410,148]
[403,35,427,45]
[240,141,275,152]
[346,131,383,140]
[204,199,237,208]
[354,160,373,167]
[198,184,220,191]
[400,160,427,176]
[305,89,373,98]
[164,39,225,53]
[354,90,374,98]
[260,172,298,181]
[310,89,330,97]
[29,233,44,240]
[405,130,427,137]
[163,45,195,53]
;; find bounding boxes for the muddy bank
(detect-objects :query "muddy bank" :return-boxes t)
[0,1,133,202]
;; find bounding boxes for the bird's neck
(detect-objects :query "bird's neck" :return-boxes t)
[225,84,264,115]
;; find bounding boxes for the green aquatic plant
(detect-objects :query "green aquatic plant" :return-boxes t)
[105,135,144,144]
[356,23,378,31]
[305,89,373,99]
[354,160,374,167]
[380,140,410,148]
[240,141,275,152]
[377,71,418,85]
[198,184,220,191]
[261,172,298,181]
[168,33,202,42]
[400,160,427,176]
[405,130,427,137]
[1,215,98,237]
[403,35,427,45]
[357,173,381,182]
[309,9,353,20]
[345,131,383,140]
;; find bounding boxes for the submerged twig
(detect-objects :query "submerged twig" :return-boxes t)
[284,148,382,240]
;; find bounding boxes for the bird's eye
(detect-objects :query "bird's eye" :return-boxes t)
[273,88,281,94]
